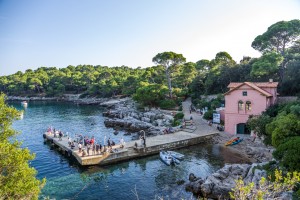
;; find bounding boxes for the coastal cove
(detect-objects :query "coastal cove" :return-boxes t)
[10,101,250,199]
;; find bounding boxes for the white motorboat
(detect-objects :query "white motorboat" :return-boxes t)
[21,101,28,107]
[160,151,173,166]
[166,151,184,160]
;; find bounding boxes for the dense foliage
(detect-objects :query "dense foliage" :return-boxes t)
[247,100,300,172]
[0,94,45,199]
[273,137,300,171]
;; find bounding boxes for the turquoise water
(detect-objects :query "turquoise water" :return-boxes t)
[11,102,248,200]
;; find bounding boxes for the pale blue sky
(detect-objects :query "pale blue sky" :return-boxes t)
[0,0,300,75]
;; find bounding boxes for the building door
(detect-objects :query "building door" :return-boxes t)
[237,123,245,134]
[236,123,250,134]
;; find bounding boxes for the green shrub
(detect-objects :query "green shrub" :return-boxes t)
[178,105,183,111]
[172,119,181,127]
[267,113,300,147]
[203,110,214,120]
[159,99,177,109]
[174,112,184,120]
[247,114,272,144]
[273,136,300,171]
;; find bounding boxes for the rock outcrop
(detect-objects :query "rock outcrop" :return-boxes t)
[103,99,181,136]
[185,163,268,199]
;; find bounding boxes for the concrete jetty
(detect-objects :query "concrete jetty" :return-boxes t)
[43,97,221,166]
[44,130,217,166]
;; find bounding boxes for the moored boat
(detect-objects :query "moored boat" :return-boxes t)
[21,101,28,107]
[225,137,239,146]
[166,151,184,160]
[230,138,243,145]
[160,151,173,165]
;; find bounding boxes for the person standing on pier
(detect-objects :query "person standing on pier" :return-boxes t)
[59,131,63,141]
[78,143,82,153]
[87,144,90,156]
[139,135,143,147]
[107,138,111,148]
[68,137,72,147]
[120,137,124,148]
[92,143,96,155]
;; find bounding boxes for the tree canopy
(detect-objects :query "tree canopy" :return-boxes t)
[251,19,300,55]
[152,52,186,98]
[0,94,45,199]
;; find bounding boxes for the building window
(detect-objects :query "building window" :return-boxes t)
[243,91,247,96]
[246,101,252,111]
[238,100,244,111]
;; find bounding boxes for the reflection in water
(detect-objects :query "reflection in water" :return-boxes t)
[9,102,250,200]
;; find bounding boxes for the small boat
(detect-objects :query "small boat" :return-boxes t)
[172,157,180,164]
[160,151,174,166]
[166,151,184,160]
[21,101,28,107]
[225,137,239,146]
[230,138,243,146]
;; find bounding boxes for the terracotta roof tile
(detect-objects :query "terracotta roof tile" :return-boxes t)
[253,82,278,87]
[225,81,276,97]
[244,82,272,97]
[228,82,278,88]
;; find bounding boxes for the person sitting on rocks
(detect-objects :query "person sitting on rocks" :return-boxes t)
[168,127,174,133]
[163,128,169,134]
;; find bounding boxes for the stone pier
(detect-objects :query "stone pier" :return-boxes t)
[44,130,217,166]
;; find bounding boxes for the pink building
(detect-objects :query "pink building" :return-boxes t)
[224,81,278,135]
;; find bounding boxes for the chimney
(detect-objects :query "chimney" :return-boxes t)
[269,79,273,83]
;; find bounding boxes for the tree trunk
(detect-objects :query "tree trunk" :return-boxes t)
[165,68,172,98]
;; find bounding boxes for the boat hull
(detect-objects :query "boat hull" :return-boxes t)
[166,151,184,160]
[160,151,173,166]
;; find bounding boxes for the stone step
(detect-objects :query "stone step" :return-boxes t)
[184,125,196,130]
[182,128,197,133]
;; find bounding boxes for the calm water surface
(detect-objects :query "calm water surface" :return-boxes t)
[11,102,248,200]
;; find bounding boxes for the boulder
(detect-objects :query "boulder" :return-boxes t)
[199,164,252,199]
[141,117,151,123]
[185,178,204,195]
[189,173,198,182]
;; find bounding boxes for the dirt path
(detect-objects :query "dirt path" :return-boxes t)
[181,97,220,136]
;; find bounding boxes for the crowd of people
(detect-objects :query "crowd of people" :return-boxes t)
[46,127,126,157]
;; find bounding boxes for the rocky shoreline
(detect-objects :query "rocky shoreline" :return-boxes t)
[183,133,275,199]
[185,162,275,199]
[102,98,181,137]
[6,94,130,105]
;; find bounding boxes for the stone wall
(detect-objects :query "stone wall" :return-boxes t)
[277,96,298,104]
